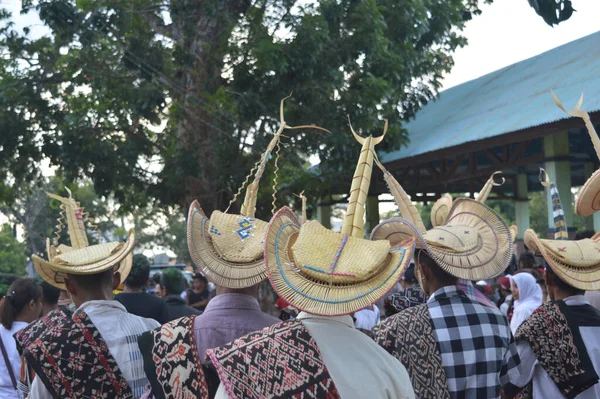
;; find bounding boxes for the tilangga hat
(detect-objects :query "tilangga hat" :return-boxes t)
[32,188,135,290]
[264,120,416,316]
[187,96,328,289]
[552,92,600,217]
[524,169,600,290]
[371,161,511,280]
[430,171,505,227]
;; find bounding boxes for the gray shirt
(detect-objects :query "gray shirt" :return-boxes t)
[193,293,279,363]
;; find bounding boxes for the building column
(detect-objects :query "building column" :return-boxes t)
[544,133,574,238]
[316,200,331,229]
[584,162,600,231]
[514,173,529,240]
[365,195,380,237]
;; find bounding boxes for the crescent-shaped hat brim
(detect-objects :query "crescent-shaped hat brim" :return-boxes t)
[524,229,600,290]
[265,206,415,316]
[187,201,267,289]
[371,198,510,280]
[575,169,600,217]
[33,230,135,290]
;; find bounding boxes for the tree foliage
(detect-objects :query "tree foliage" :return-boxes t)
[1,0,494,221]
[0,224,27,275]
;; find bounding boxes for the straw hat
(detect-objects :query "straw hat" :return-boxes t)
[429,172,505,227]
[187,96,329,289]
[264,120,416,316]
[524,169,600,290]
[371,162,511,280]
[552,92,600,217]
[32,189,134,290]
[510,225,518,244]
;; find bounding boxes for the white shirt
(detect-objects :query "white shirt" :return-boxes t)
[512,296,600,398]
[354,305,381,331]
[0,321,28,399]
[215,312,415,399]
[30,300,159,399]
[500,294,512,316]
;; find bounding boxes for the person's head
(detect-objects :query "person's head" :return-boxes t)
[192,273,208,291]
[415,249,458,295]
[400,263,417,288]
[575,230,595,240]
[545,265,584,301]
[215,284,260,297]
[64,268,120,308]
[498,276,511,297]
[124,254,151,291]
[40,281,61,316]
[160,268,185,298]
[511,272,538,301]
[518,252,537,270]
[0,278,43,329]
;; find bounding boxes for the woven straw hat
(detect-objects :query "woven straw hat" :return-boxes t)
[371,162,511,280]
[187,96,329,289]
[510,225,518,244]
[264,121,416,316]
[525,169,600,290]
[429,171,505,227]
[32,189,135,290]
[552,92,600,217]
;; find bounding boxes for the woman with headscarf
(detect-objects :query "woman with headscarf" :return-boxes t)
[509,272,543,334]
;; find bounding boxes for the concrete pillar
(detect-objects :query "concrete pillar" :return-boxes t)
[514,173,529,240]
[365,195,380,237]
[316,201,331,229]
[584,162,600,231]
[544,133,574,237]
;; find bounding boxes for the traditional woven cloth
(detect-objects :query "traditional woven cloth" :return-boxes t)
[374,304,450,399]
[514,301,600,399]
[138,316,209,399]
[385,285,427,315]
[20,310,132,399]
[206,319,341,399]
[15,307,72,353]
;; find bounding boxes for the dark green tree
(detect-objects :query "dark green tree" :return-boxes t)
[1,0,496,220]
[0,224,27,275]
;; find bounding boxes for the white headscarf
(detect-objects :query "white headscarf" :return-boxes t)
[510,272,543,334]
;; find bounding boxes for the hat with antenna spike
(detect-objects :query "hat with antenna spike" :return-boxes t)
[264,119,415,316]
[371,160,511,280]
[429,171,505,228]
[32,188,135,289]
[552,91,600,217]
[187,95,329,289]
[524,168,600,290]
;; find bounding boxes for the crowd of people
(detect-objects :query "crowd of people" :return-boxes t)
[1,96,600,398]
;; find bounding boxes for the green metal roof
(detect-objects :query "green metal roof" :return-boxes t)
[381,30,600,163]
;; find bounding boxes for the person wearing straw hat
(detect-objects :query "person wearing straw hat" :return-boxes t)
[137,97,329,399]
[370,162,519,399]
[14,189,159,399]
[205,121,417,399]
[503,169,600,399]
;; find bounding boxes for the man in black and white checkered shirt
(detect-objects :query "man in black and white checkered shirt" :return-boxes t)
[374,250,521,399]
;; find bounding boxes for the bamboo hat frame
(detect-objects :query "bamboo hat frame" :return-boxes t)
[32,188,134,290]
[264,120,415,316]
[187,95,329,289]
[371,159,511,280]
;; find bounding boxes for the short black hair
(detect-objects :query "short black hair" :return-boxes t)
[575,230,595,240]
[545,264,584,296]
[193,273,208,284]
[124,254,151,289]
[415,249,458,285]
[40,281,60,305]
[160,268,184,296]
[402,264,417,284]
[67,269,114,291]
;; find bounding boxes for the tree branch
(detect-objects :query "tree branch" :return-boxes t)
[139,11,180,44]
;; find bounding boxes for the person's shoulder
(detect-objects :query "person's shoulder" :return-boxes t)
[122,310,161,330]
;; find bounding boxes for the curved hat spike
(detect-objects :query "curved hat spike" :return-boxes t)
[293,191,308,223]
[342,118,387,237]
[476,171,505,203]
[46,189,89,250]
[373,152,427,233]
[539,167,568,240]
[552,91,600,160]
[230,94,330,217]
